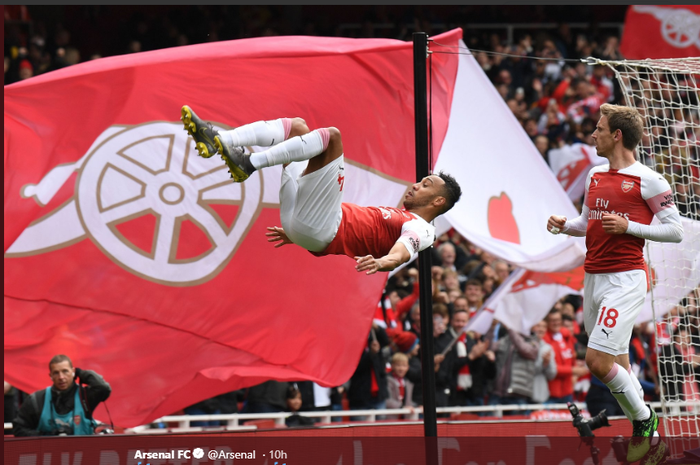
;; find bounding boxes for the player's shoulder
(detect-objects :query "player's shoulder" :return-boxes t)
[585,164,609,189]
[621,161,657,177]
[623,162,669,186]
[588,164,610,177]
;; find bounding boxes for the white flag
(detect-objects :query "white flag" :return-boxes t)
[435,42,585,272]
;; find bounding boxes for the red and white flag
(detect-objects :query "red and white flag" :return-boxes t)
[548,143,607,201]
[467,267,584,336]
[4,30,462,427]
[435,42,586,272]
[620,5,700,59]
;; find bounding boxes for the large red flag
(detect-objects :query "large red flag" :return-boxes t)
[4,30,461,427]
[620,5,700,59]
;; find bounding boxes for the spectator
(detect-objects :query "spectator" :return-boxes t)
[541,309,588,404]
[184,396,222,427]
[406,303,421,336]
[453,295,470,315]
[463,279,485,319]
[437,241,457,271]
[386,352,415,418]
[659,327,700,405]
[432,303,449,337]
[297,381,337,419]
[491,325,539,414]
[492,260,511,285]
[242,380,288,414]
[13,354,111,436]
[391,330,424,409]
[18,59,33,80]
[434,309,471,408]
[534,134,550,162]
[348,324,389,420]
[531,320,558,404]
[441,268,461,295]
[284,384,314,427]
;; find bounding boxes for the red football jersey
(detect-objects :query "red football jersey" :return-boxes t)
[584,162,675,274]
[313,203,435,259]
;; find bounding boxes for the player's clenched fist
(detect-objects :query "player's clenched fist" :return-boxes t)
[547,215,567,235]
[601,213,628,235]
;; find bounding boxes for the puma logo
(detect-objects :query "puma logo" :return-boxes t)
[601,328,612,339]
[593,178,600,187]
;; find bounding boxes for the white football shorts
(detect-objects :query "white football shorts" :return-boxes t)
[279,155,345,252]
[583,269,647,356]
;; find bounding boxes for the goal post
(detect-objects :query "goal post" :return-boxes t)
[587,56,700,453]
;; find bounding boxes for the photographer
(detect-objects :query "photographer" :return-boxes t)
[13,354,111,436]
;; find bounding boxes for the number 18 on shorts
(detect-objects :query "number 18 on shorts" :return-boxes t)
[583,270,647,356]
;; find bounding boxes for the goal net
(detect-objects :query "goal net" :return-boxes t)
[592,56,700,452]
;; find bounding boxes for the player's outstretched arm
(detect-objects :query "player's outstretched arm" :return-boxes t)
[266,226,294,248]
[355,242,411,275]
[548,204,589,237]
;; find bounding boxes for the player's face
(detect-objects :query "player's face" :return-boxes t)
[404,175,445,210]
[592,115,617,158]
[49,361,75,391]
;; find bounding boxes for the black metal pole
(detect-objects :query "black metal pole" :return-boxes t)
[413,32,438,445]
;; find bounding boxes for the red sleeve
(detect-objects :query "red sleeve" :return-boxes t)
[395,283,419,318]
[553,79,570,110]
[556,360,574,378]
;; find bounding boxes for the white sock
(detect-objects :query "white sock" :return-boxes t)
[627,365,645,401]
[618,402,634,423]
[219,118,289,148]
[249,129,329,170]
[603,364,650,422]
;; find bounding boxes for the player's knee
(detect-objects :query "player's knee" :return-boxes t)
[585,351,611,379]
[289,117,310,137]
[327,126,341,144]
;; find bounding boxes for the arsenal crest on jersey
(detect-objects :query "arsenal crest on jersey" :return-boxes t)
[621,180,635,193]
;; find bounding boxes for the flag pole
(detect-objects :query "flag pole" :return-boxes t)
[413,32,438,450]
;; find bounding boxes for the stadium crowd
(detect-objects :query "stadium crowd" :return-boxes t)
[5,5,699,430]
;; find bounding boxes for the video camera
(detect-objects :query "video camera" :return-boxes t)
[567,402,610,437]
[52,425,73,436]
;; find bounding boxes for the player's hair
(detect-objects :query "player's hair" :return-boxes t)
[436,171,462,214]
[391,352,409,365]
[600,103,644,151]
[49,354,73,370]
